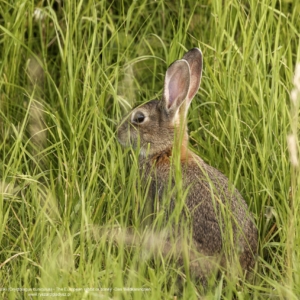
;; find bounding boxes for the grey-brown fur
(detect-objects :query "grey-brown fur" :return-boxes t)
[117,48,257,281]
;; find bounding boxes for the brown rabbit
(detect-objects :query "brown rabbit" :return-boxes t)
[117,48,257,281]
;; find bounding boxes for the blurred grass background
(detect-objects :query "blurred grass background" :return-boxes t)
[0,0,300,299]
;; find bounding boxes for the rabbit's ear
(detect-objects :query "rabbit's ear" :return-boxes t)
[161,59,190,114]
[182,48,203,104]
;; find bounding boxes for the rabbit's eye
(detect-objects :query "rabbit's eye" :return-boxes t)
[132,112,145,124]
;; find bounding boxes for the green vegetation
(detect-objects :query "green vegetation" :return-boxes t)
[0,0,299,299]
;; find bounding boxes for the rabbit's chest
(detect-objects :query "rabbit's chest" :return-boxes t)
[139,155,173,199]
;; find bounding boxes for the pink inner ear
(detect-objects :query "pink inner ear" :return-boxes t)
[168,73,178,107]
[162,59,190,112]
[167,71,186,109]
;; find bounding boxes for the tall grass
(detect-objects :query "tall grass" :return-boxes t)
[0,0,299,299]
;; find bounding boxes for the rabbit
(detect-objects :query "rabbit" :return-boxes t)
[117,48,258,282]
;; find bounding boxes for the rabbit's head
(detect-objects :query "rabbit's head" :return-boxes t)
[117,48,203,158]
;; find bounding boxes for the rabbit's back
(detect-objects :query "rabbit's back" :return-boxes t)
[140,151,257,272]
[187,156,257,270]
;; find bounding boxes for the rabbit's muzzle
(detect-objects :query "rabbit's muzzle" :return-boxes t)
[117,118,138,148]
